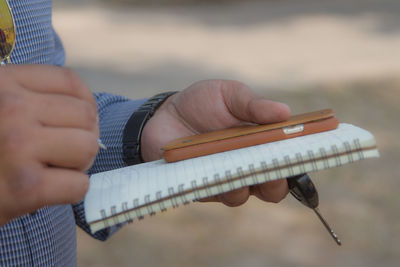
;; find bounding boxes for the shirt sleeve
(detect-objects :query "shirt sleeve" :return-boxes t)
[73,92,147,241]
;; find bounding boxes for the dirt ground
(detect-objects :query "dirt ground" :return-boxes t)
[52,0,400,266]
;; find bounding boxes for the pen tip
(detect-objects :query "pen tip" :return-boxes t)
[98,139,107,150]
[99,143,107,150]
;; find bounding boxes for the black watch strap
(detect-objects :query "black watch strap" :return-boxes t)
[122,91,178,165]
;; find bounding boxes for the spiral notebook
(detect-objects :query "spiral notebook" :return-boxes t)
[85,123,379,232]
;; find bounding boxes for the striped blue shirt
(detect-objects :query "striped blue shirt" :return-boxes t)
[0,1,145,266]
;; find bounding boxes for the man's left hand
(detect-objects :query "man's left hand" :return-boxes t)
[140,80,291,206]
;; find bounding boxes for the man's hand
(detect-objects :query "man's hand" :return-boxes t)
[0,65,99,226]
[141,80,291,207]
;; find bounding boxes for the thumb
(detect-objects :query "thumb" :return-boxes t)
[222,81,291,124]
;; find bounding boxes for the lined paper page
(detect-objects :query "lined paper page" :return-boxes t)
[85,123,379,232]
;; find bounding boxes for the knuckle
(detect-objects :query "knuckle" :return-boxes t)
[0,67,12,84]
[63,68,85,95]
[70,176,89,203]
[0,91,27,118]
[62,68,96,108]
[8,164,41,196]
[219,79,248,93]
[81,102,97,127]
[78,136,98,170]
[79,177,90,198]
[0,127,30,158]
[86,135,99,158]
[0,69,6,83]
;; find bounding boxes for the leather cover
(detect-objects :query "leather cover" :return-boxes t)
[163,109,338,162]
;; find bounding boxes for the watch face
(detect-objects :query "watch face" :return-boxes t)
[0,0,16,63]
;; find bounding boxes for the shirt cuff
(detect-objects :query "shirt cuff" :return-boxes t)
[88,92,147,175]
[75,93,146,240]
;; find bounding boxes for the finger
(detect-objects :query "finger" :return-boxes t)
[200,187,250,207]
[218,187,250,207]
[35,127,99,171]
[251,179,289,203]
[34,168,90,207]
[5,64,96,108]
[221,81,291,124]
[31,93,98,130]
[199,196,219,202]
[4,164,88,218]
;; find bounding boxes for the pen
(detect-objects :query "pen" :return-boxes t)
[98,139,107,150]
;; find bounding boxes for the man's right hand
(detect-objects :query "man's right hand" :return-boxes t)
[0,65,99,226]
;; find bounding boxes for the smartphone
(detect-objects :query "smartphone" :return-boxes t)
[163,109,339,163]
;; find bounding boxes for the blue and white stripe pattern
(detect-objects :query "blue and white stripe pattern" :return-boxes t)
[8,0,65,65]
[1,1,144,265]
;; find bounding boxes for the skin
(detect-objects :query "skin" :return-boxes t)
[141,79,291,207]
[0,65,99,226]
[0,66,290,226]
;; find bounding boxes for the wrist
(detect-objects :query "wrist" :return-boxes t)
[122,91,178,165]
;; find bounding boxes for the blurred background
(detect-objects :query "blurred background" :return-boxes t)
[52,0,399,266]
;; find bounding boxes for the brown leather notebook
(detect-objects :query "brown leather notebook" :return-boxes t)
[163,109,339,162]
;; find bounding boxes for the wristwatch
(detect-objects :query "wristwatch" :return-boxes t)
[122,91,178,165]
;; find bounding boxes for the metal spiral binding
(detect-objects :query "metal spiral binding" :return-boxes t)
[121,202,132,223]
[250,163,259,184]
[133,198,144,220]
[110,205,120,225]
[296,153,306,173]
[213,174,224,194]
[319,147,329,169]
[331,144,342,166]
[236,167,246,187]
[98,137,367,227]
[203,177,212,196]
[284,155,294,176]
[248,164,257,184]
[225,171,235,191]
[260,161,270,182]
[354,138,364,159]
[191,180,201,201]
[144,195,156,216]
[168,187,179,208]
[272,159,282,180]
[156,191,167,212]
[178,184,190,205]
[343,141,354,163]
[307,150,318,171]
[100,209,109,227]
